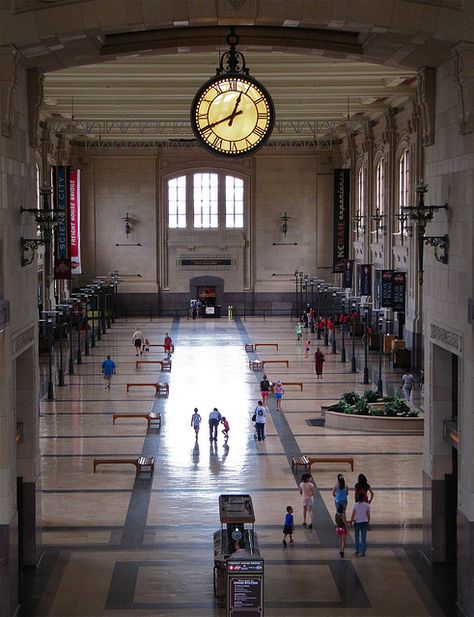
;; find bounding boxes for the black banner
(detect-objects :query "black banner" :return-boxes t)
[53,166,71,280]
[381,270,394,307]
[358,264,372,296]
[342,259,354,289]
[333,169,350,273]
[393,272,406,312]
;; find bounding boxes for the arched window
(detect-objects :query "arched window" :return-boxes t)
[398,149,410,233]
[356,166,366,235]
[167,171,246,230]
[375,158,384,214]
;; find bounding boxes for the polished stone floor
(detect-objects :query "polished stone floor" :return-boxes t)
[23,316,457,617]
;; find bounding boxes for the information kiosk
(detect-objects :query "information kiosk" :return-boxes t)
[213,494,264,616]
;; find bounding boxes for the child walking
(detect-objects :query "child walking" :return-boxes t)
[282,505,294,546]
[190,408,202,439]
[304,339,311,358]
[221,416,230,440]
[142,338,150,358]
[335,504,348,557]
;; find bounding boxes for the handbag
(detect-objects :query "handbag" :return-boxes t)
[251,413,256,422]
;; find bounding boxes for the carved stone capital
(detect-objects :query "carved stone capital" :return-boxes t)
[415,67,436,146]
[27,68,44,149]
[453,42,474,135]
[0,45,18,138]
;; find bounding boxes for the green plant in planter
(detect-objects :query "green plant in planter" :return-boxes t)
[363,390,380,403]
[384,398,411,416]
[341,391,361,406]
[370,407,385,416]
[354,398,370,415]
[337,401,353,414]
[406,409,419,418]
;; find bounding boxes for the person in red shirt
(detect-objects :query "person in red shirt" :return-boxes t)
[163,332,173,355]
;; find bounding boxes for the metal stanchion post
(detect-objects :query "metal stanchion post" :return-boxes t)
[57,314,64,386]
[351,302,357,373]
[377,315,384,395]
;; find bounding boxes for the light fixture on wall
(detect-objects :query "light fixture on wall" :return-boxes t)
[352,213,366,240]
[20,186,66,267]
[281,212,291,236]
[402,183,449,284]
[122,212,133,237]
[394,211,412,244]
[370,208,386,242]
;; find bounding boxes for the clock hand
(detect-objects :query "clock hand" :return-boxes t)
[228,92,243,126]
[201,109,243,131]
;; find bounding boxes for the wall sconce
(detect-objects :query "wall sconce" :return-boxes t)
[122,212,133,238]
[352,213,366,239]
[370,208,386,242]
[281,212,291,236]
[394,211,413,244]
[20,186,66,267]
[403,183,449,283]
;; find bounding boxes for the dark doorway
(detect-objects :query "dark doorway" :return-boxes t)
[197,286,216,307]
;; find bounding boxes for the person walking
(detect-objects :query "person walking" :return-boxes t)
[191,408,202,439]
[132,328,144,356]
[295,322,303,341]
[401,371,414,401]
[208,407,221,441]
[142,338,150,358]
[273,380,285,411]
[163,332,173,356]
[221,416,230,440]
[304,339,311,358]
[282,505,295,546]
[335,504,348,557]
[314,347,325,378]
[349,492,371,556]
[332,474,348,512]
[253,400,267,441]
[299,473,314,528]
[259,374,272,409]
[101,354,116,389]
[354,473,374,504]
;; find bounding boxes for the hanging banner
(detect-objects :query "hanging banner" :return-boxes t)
[69,169,81,274]
[358,263,372,296]
[333,169,350,273]
[342,259,354,289]
[381,270,394,307]
[393,272,406,312]
[53,166,71,280]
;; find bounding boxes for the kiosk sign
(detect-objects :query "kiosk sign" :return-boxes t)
[227,559,264,617]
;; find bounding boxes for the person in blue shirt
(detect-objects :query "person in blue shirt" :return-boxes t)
[101,355,116,389]
[282,505,294,546]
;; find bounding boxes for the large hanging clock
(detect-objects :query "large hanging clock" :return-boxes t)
[190,28,275,158]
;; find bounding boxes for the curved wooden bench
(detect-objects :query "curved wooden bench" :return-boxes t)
[292,455,354,472]
[282,381,303,391]
[255,343,279,351]
[93,456,155,475]
[113,412,161,429]
[126,383,160,394]
[262,359,289,368]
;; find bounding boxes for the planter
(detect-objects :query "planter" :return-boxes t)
[322,409,424,432]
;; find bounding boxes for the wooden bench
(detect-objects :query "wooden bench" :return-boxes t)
[113,412,161,429]
[126,383,160,395]
[93,456,155,475]
[245,343,254,352]
[292,455,354,472]
[136,360,172,371]
[149,344,175,353]
[249,359,263,371]
[281,381,304,391]
[255,343,279,351]
[262,359,289,368]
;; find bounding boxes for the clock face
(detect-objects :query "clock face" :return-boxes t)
[191,74,275,157]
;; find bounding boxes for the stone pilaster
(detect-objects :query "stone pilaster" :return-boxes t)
[0,45,18,138]
[457,510,474,616]
[27,68,44,149]
[453,42,474,134]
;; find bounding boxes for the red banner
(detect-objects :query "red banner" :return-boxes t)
[70,169,81,274]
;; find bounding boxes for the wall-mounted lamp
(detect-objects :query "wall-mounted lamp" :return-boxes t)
[20,186,66,267]
[370,208,386,242]
[394,211,413,244]
[122,212,133,238]
[281,212,291,236]
[402,183,449,284]
[352,213,366,239]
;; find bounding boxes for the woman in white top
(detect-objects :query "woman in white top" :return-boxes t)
[299,473,315,529]
[349,492,371,556]
[401,372,414,401]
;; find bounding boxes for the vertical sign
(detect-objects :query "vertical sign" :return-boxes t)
[392,272,406,312]
[381,270,394,307]
[69,169,81,274]
[358,264,372,296]
[53,166,71,280]
[342,259,354,289]
[333,169,350,273]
